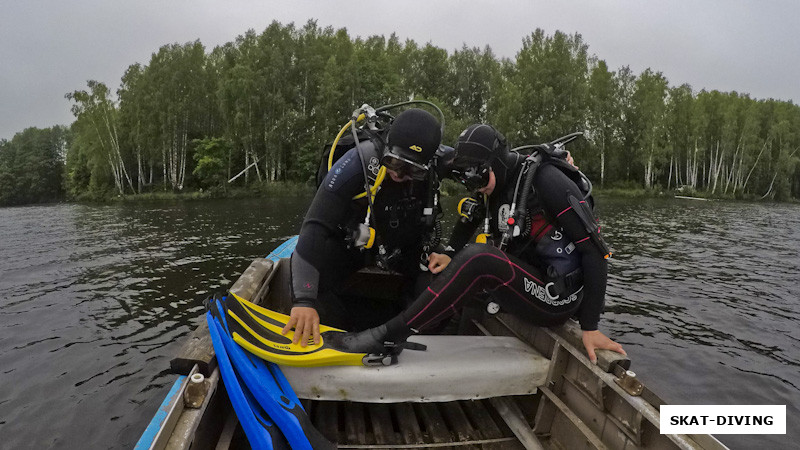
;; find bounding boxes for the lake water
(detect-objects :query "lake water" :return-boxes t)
[0,195,797,449]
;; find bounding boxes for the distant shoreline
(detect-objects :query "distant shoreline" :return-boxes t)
[3,184,796,209]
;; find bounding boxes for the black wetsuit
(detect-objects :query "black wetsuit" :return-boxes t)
[385,161,608,339]
[291,146,438,330]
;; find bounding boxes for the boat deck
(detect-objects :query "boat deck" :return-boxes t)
[302,397,532,449]
[143,252,728,450]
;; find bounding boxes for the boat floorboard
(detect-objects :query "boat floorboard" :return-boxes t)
[300,397,532,449]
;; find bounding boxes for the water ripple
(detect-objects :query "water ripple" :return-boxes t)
[1,196,797,449]
[0,198,306,449]
[599,196,800,449]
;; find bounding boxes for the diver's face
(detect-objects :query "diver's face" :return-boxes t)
[387,169,413,183]
[478,169,496,195]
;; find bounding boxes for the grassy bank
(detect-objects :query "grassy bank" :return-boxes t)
[26,180,800,206]
[441,180,731,201]
[591,186,799,203]
[69,181,315,203]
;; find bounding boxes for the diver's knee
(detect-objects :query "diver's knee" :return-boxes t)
[449,243,505,276]
[454,243,497,260]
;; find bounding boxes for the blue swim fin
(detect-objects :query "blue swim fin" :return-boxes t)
[206,310,288,450]
[209,298,336,450]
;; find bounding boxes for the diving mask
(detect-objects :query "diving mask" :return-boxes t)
[381,151,430,181]
[453,162,490,191]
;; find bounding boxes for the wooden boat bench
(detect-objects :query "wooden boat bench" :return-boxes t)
[282,335,548,403]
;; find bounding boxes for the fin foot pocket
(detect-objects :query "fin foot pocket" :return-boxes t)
[325,325,427,366]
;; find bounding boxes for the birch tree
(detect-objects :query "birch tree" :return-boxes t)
[66,81,134,195]
[630,69,668,188]
[587,60,622,186]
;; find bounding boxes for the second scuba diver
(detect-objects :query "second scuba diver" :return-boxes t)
[340,124,626,364]
[286,108,451,347]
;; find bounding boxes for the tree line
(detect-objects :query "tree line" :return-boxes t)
[0,126,68,206]
[1,20,798,206]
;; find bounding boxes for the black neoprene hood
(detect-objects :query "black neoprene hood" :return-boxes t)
[455,123,519,187]
[454,123,506,167]
[386,108,442,165]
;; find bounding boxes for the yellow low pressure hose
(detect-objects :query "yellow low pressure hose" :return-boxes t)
[328,114,366,170]
[329,112,384,242]
[352,166,386,201]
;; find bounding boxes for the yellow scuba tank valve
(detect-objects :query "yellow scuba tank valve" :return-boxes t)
[475,233,491,244]
[328,105,387,202]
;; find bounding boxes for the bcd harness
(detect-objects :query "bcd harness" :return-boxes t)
[457,136,611,299]
[502,134,611,259]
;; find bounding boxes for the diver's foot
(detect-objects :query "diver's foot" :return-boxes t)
[337,324,395,353]
[325,325,424,366]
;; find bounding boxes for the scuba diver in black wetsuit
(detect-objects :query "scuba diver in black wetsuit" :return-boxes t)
[286,106,452,347]
[342,124,626,364]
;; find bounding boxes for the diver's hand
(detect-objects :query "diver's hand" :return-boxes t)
[566,150,579,169]
[427,252,451,274]
[581,330,625,364]
[283,306,321,347]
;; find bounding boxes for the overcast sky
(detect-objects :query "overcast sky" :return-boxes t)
[2,0,798,141]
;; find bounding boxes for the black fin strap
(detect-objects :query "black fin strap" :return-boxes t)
[399,341,427,351]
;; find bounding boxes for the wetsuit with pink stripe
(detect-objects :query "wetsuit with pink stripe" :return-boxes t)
[384,162,608,340]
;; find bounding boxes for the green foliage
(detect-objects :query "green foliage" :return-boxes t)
[192,137,231,188]
[3,22,799,206]
[439,178,469,197]
[65,80,134,196]
[0,126,69,205]
[630,69,669,187]
[491,30,590,144]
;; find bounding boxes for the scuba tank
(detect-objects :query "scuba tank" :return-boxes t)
[316,105,391,189]
[501,132,611,299]
[500,132,593,250]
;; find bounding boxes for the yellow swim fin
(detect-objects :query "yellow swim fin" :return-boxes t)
[224,293,396,367]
